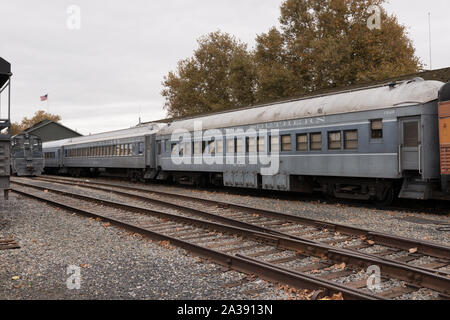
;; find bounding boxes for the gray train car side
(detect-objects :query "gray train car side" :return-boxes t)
[43,124,164,180]
[156,78,445,204]
[11,133,44,177]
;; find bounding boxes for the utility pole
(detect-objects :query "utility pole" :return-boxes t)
[428,12,432,70]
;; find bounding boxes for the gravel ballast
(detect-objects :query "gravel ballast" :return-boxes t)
[122,182,450,246]
[0,193,298,300]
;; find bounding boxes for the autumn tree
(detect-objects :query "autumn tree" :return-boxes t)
[162,0,422,117]
[276,0,421,94]
[162,31,257,117]
[253,28,297,103]
[11,110,61,136]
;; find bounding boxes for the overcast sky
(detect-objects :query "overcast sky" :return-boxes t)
[1,0,448,135]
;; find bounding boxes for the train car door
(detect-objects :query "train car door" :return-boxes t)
[400,117,422,172]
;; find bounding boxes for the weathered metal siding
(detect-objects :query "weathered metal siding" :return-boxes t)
[157,101,441,189]
[439,101,450,174]
[0,141,10,188]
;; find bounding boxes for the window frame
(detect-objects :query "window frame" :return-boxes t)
[370,119,383,140]
[310,132,322,151]
[328,131,342,150]
[281,135,292,152]
[296,133,308,152]
[344,130,359,150]
[270,136,280,153]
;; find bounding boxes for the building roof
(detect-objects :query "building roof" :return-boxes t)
[24,120,82,137]
[160,78,444,134]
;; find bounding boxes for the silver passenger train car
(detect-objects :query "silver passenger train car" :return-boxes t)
[43,78,450,205]
[43,124,165,180]
[11,133,44,177]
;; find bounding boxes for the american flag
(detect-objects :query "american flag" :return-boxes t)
[40,94,48,101]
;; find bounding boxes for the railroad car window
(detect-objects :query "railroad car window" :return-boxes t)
[194,142,201,155]
[157,141,162,155]
[216,140,223,155]
[270,136,280,153]
[371,120,383,139]
[281,135,292,152]
[247,137,257,153]
[296,134,308,151]
[236,138,244,153]
[184,142,191,156]
[208,140,215,156]
[202,141,207,154]
[165,140,170,153]
[310,133,322,151]
[344,130,358,150]
[258,137,266,153]
[178,143,184,157]
[138,142,144,155]
[115,145,119,156]
[171,143,177,156]
[404,122,419,147]
[328,132,342,150]
[226,139,234,154]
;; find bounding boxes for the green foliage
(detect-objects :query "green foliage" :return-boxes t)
[162,31,256,118]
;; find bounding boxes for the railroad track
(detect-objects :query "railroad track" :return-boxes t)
[10,176,450,300]
[33,176,450,272]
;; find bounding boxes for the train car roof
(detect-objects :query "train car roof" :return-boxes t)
[159,78,445,135]
[43,123,166,149]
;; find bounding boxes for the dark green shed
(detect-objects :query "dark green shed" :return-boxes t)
[23,120,82,142]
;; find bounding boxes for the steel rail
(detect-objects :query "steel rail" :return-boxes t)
[11,179,450,296]
[10,186,382,301]
[36,176,450,260]
[28,176,450,277]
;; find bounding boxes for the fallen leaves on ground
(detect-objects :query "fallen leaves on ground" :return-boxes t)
[320,293,344,301]
[409,248,418,254]
[158,240,171,248]
[11,276,20,281]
